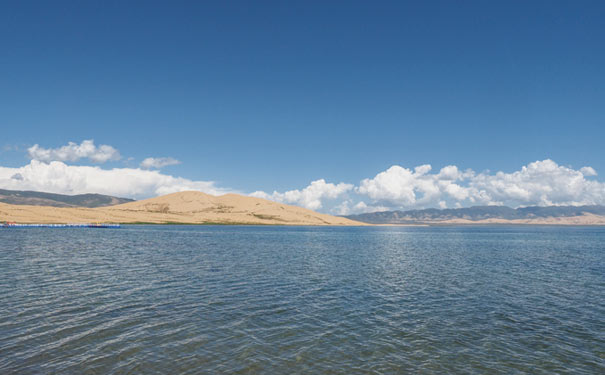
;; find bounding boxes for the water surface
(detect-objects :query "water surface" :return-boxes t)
[1,225,604,374]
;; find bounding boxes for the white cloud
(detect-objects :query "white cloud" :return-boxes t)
[1,156,603,214]
[27,140,121,163]
[443,182,470,201]
[357,165,444,206]
[331,200,387,215]
[437,165,461,180]
[356,159,605,210]
[249,160,605,214]
[332,200,354,216]
[580,166,597,177]
[140,157,181,169]
[250,179,353,210]
[468,159,605,207]
[0,160,232,199]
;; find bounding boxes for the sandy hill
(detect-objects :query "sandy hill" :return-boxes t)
[0,191,365,226]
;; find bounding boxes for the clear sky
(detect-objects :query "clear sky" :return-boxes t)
[1,1,604,213]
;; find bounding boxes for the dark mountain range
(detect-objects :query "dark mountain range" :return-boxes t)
[346,205,605,224]
[0,189,134,208]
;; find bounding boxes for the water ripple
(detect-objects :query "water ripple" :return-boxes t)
[1,225,604,374]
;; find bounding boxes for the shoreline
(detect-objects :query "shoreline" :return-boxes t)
[3,221,604,227]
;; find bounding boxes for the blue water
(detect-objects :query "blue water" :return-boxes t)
[1,225,604,374]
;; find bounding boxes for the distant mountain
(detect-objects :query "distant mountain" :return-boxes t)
[346,205,605,225]
[0,189,134,208]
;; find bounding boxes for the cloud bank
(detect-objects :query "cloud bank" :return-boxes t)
[252,160,605,213]
[0,160,232,199]
[250,179,353,210]
[28,140,121,163]
[1,149,604,215]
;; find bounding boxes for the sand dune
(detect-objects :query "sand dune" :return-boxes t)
[0,191,365,226]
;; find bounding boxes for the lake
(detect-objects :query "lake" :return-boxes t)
[1,225,604,374]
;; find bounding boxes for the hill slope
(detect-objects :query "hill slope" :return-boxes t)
[0,189,134,208]
[346,205,605,225]
[0,191,365,226]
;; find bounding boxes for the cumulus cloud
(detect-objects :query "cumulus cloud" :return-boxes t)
[0,160,232,199]
[332,200,390,215]
[358,164,446,206]
[356,159,605,210]
[468,159,605,207]
[140,157,181,169]
[580,166,597,177]
[27,140,121,163]
[1,156,603,214]
[247,160,605,214]
[250,179,353,210]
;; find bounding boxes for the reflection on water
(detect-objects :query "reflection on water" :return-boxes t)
[1,226,604,374]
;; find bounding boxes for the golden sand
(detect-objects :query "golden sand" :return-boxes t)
[0,191,366,226]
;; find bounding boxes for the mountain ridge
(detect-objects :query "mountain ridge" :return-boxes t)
[346,205,605,225]
[0,189,134,208]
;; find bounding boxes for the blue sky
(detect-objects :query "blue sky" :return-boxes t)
[1,1,604,213]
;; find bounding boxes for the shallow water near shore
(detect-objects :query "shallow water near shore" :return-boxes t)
[1,225,604,374]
